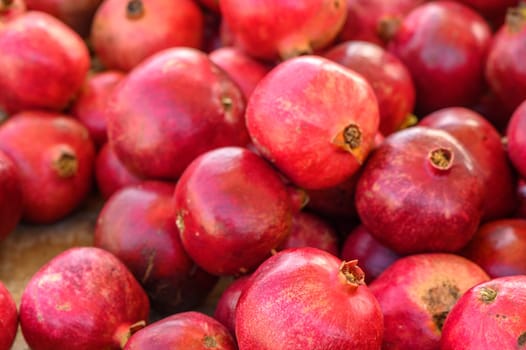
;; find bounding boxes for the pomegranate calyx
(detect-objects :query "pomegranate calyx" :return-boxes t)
[479,286,497,303]
[377,17,402,44]
[428,147,453,171]
[506,4,526,33]
[332,123,365,162]
[339,259,365,289]
[53,147,79,178]
[126,0,144,20]
[117,320,147,349]
[398,113,418,130]
[0,0,13,10]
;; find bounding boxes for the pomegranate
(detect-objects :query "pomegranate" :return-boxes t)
[219,0,348,61]
[19,247,150,350]
[0,150,22,241]
[0,11,90,115]
[355,126,485,254]
[507,99,526,179]
[209,46,272,99]
[174,146,293,276]
[90,0,204,71]
[419,107,518,221]
[71,70,126,148]
[369,253,490,349]
[246,55,379,189]
[0,111,95,224]
[94,142,143,199]
[94,181,218,315]
[213,275,250,339]
[235,247,383,349]
[0,281,17,350]
[388,1,492,115]
[440,275,526,349]
[107,47,248,180]
[324,40,416,135]
[461,219,526,278]
[123,311,237,349]
[485,4,526,113]
[340,224,400,284]
[0,0,26,23]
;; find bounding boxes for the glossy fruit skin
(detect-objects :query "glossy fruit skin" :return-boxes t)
[419,107,518,221]
[107,47,249,181]
[388,1,492,115]
[124,311,237,349]
[0,281,17,350]
[485,9,526,113]
[0,150,22,241]
[324,40,416,135]
[355,126,485,254]
[0,111,95,224]
[19,247,150,350]
[94,142,143,199]
[213,275,250,339]
[174,147,294,276]
[91,0,204,71]
[246,55,379,190]
[71,70,126,148]
[461,219,526,278]
[94,181,218,315]
[0,11,90,115]
[340,224,400,284]
[235,247,384,350]
[440,275,526,349]
[219,0,347,61]
[507,99,526,179]
[369,253,490,350]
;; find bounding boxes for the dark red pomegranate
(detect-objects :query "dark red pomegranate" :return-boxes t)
[123,311,237,349]
[419,107,518,221]
[0,11,90,115]
[440,275,526,349]
[0,281,17,350]
[355,126,485,254]
[91,0,204,71]
[94,181,218,315]
[0,111,95,224]
[94,142,143,199]
[246,55,379,190]
[71,70,126,148]
[485,5,526,113]
[174,146,294,276]
[213,275,250,339]
[0,150,22,241]
[507,99,526,179]
[219,0,348,61]
[324,40,416,135]
[235,247,384,349]
[0,0,26,23]
[107,47,248,180]
[369,253,490,349]
[340,224,400,284]
[19,247,150,350]
[388,1,492,115]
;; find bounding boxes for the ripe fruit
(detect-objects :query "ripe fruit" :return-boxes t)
[0,281,17,350]
[507,99,526,179]
[0,150,22,241]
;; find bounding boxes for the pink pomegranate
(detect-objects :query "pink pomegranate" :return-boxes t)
[94,181,218,315]
[0,281,17,350]
[507,99,526,179]
[0,150,22,241]
[0,111,95,224]
[124,311,237,349]
[213,275,250,338]
[355,126,485,254]
[107,47,249,180]
[419,107,518,221]
[71,70,126,148]
[440,275,526,349]
[246,55,379,189]
[0,11,90,115]
[324,40,416,135]
[0,0,26,23]
[235,247,384,349]
[388,1,492,114]
[174,146,294,276]
[94,143,143,199]
[369,253,490,349]
[19,247,150,350]
[219,0,348,61]
[91,0,204,71]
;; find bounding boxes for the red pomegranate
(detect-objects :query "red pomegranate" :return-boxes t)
[0,281,17,350]
[0,150,22,241]
[213,275,250,339]
[246,55,379,189]
[507,99,526,179]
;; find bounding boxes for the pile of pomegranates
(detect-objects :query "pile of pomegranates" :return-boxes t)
[1,0,526,348]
